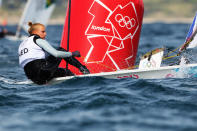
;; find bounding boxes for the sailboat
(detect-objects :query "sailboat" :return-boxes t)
[47,0,197,84]
[20,0,197,85]
[6,0,55,41]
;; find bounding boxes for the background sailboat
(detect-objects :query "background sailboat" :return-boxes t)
[6,0,56,41]
[0,0,2,7]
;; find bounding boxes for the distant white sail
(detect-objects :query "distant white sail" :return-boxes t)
[0,0,2,7]
[16,0,55,37]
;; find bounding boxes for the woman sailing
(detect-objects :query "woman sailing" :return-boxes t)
[18,22,90,85]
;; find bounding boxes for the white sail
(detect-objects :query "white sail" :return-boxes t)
[184,13,197,49]
[16,0,55,37]
[0,0,2,7]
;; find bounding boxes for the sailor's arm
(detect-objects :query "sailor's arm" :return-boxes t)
[179,40,191,52]
[179,28,197,52]
[36,38,72,58]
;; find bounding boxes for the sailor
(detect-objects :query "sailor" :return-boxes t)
[0,26,8,38]
[0,26,15,38]
[18,22,90,85]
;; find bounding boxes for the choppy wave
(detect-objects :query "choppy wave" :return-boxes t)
[1,77,197,130]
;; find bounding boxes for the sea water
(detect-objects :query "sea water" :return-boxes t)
[1,23,197,131]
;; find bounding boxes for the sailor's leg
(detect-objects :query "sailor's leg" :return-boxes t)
[51,68,74,78]
[44,55,62,70]
[64,56,90,74]
[57,47,90,74]
[41,55,75,79]
[24,59,52,85]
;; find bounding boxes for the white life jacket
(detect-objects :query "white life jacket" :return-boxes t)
[18,36,46,68]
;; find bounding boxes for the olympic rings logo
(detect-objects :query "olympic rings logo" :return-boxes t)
[142,59,156,68]
[115,14,136,29]
[146,61,156,68]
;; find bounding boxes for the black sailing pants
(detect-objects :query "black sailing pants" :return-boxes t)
[24,51,84,85]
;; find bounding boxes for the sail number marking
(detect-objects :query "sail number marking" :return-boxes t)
[117,74,139,79]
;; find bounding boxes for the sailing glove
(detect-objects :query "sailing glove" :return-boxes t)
[72,51,81,57]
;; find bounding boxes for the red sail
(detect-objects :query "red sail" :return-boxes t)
[60,0,144,75]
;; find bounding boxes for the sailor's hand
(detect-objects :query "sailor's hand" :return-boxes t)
[178,44,187,56]
[72,51,81,57]
[177,51,181,56]
[179,45,186,52]
[178,47,185,56]
[179,40,191,52]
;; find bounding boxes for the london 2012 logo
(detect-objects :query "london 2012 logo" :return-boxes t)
[85,0,139,70]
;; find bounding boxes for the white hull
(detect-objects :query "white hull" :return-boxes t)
[48,63,197,84]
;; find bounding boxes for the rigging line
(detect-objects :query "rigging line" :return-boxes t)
[127,65,139,70]
[80,56,117,71]
[163,44,185,60]
[162,30,197,58]
[163,45,183,58]
[162,54,178,60]
[166,47,179,55]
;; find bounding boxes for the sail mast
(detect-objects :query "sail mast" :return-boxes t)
[66,0,71,69]
[67,0,71,51]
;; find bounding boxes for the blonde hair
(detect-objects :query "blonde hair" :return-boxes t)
[28,22,44,34]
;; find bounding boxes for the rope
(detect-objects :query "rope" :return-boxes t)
[127,65,139,70]
[80,56,140,71]
[162,54,178,60]
[178,28,197,54]
[80,56,117,71]
[162,44,185,60]
[165,47,179,56]
[79,38,194,71]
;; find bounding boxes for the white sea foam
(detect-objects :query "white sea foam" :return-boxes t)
[0,76,32,85]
